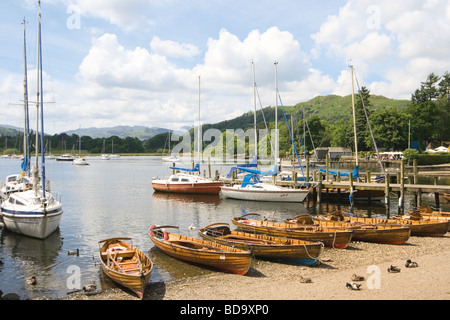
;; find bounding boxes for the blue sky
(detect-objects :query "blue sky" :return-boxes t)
[1,0,450,134]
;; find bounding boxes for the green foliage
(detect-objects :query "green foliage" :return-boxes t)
[2,148,20,155]
[417,153,450,165]
[369,107,409,150]
[403,149,420,164]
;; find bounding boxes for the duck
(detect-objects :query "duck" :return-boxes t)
[351,274,365,281]
[346,282,361,290]
[405,259,418,268]
[300,276,312,283]
[188,224,196,230]
[387,265,401,273]
[26,276,37,285]
[82,284,97,293]
[68,249,79,256]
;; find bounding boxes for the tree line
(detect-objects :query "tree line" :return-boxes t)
[2,72,449,156]
[282,71,450,156]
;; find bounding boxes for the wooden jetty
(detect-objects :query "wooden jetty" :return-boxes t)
[223,158,450,213]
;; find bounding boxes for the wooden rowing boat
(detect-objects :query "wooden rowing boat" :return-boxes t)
[286,215,411,244]
[408,206,450,217]
[308,211,449,237]
[98,237,153,299]
[342,216,448,237]
[406,206,450,231]
[231,213,353,249]
[148,225,252,275]
[198,222,323,264]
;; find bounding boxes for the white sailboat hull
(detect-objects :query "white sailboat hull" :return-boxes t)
[2,209,62,239]
[221,183,309,203]
[1,190,63,239]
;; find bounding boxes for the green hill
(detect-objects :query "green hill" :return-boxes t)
[292,94,410,124]
[202,94,410,130]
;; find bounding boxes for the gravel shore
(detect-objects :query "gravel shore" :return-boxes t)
[64,233,450,301]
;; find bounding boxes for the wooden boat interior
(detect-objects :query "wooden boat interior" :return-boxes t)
[234,213,351,233]
[150,225,247,253]
[99,238,148,275]
[201,223,281,245]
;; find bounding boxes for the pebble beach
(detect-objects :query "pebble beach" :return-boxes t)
[62,233,450,301]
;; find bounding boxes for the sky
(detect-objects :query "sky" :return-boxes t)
[1,0,450,135]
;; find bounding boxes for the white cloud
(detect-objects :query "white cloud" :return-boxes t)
[71,27,317,132]
[150,37,201,58]
[312,0,450,98]
[71,0,155,31]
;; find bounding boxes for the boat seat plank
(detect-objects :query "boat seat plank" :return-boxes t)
[171,240,225,252]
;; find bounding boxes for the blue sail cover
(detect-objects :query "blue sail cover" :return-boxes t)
[170,162,200,173]
[241,173,261,188]
[238,164,278,176]
[226,156,258,178]
[239,165,277,188]
[320,165,359,179]
[21,157,29,172]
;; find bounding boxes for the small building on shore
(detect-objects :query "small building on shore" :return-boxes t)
[314,147,352,161]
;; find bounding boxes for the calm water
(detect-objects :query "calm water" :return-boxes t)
[0,156,448,299]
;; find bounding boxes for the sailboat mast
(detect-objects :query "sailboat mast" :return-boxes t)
[274,61,279,167]
[252,61,257,158]
[350,65,358,166]
[36,0,46,197]
[22,18,30,174]
[198,75,201,164]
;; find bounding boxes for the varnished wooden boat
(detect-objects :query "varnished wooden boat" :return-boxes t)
[198,222,323,264]
[99,237,153,299]
[148,225,252,275]
[407,207,450,231]
[344,216,448,237]
[286,216,411,244]
[408,206,450,217]
[309,211,449,237]
[231,213,353,249]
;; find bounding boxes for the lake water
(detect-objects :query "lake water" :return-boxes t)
[0,156,448,299]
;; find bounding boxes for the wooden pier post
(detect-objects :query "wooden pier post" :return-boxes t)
[398,160,405,214]
[306,156,310,183]
[413,159,418,184]
[317,172,323,203]
[349,172,354,207]
[208,157,211,178]
[385,172,390,211]
[434,177,440,208]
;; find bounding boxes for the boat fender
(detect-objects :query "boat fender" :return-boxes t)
[163,231,169,240]
[149,225,156,236]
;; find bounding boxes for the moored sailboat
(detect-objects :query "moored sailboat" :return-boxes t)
[220,63,309,203]
[152,76,223,194]
[1,1,63,239]
[221,165,309,202]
